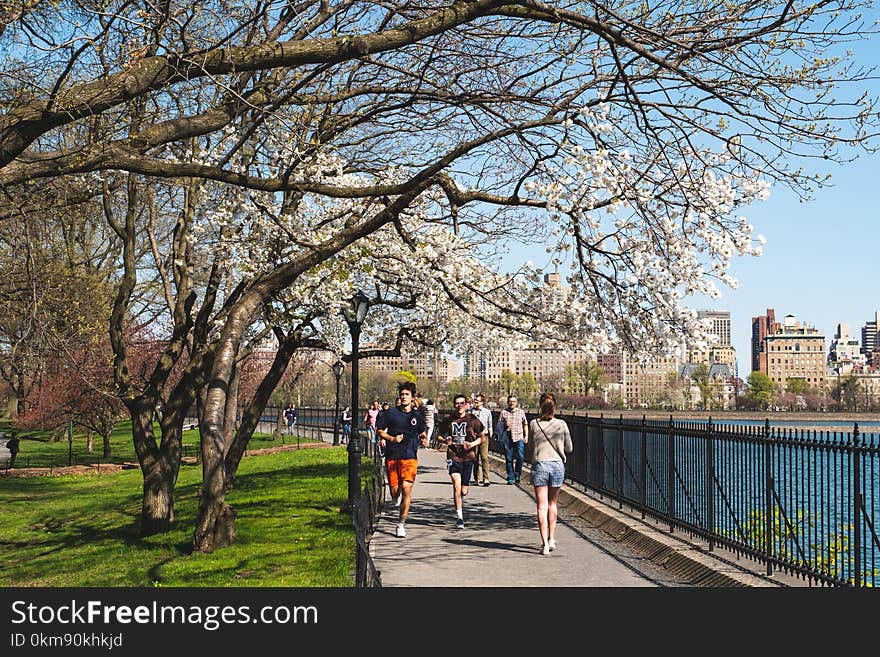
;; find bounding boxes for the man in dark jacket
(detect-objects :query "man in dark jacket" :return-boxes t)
[6,431,20,467]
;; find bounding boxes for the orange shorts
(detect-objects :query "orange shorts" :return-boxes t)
[385,458,418,489]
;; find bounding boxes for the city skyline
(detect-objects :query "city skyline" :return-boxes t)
[500,148,879,379]
[697,147,879,378]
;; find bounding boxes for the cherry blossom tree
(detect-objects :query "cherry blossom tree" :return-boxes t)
[1,1,877,550]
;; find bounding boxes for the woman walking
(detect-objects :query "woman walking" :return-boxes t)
[528,392,572,555]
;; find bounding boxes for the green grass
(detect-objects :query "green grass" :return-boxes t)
[0,446,355,587]
[6,419,291,469]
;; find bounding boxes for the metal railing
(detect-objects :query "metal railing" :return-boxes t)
[536,413,879,588]
[352,432,385,587]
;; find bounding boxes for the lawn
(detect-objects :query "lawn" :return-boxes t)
[4,419,291,469]
[0,446,355,587]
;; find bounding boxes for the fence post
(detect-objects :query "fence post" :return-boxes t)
[764,418,773,577]
[597,414,605,498]
[706,415,714,552]
[618,413,624,508]
[853,422,861,588]
[667,414,674,533]
[640,414,647,519]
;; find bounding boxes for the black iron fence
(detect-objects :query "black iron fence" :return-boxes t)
[352,433,385,587]
[504,412,878,588]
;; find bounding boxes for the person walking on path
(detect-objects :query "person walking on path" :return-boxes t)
[528,392,572,555]
[498,394,529,484]
[470,393,493,486]
[6,431,20,468]
[364,400,380,445]
[340,406,352,444]
[283,403,298,437]
[376,382,427,538]
[437,393,484,529]
[422,398,438,449]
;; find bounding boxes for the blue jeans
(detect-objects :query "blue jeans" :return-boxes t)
[504,438,525,482]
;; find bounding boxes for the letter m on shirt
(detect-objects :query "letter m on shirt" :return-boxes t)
[451,422,467,438]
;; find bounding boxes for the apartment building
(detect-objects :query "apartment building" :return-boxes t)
[464,344,594,388]
[751,308,779,373]
[761,314,826,390]
[598,351,682,408]
[360,346,458,382]
[828,322,866,374]
[862,310,880,357]
[689,310,736,369]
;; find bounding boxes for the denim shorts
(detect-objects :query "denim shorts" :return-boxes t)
[530,460,565,487]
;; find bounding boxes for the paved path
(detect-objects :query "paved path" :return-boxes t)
[370,446,669,587]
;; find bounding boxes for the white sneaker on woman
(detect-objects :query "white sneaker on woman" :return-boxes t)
[548,539,557,551]
[541,544,551,555]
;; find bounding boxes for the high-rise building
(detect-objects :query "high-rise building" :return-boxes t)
[690,310,735,368]
[861,310,880,357]
[762,314,826,390]
[828,322,865,374]
[751,308,779,373]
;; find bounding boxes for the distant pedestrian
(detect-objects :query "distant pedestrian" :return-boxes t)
[284,403,298,436]
[499,394,529,484]
[376,382,428,538]
[470,393,493,486]
[5,431,20,468]
[422,398,438,448]
[437,394,484,529]
[364,400,381,444]
[415,392,429,449]
[528,392,572,555]
[340,406,352,444]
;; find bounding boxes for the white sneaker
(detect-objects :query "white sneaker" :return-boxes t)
[393,495,401,508]
[541,544,551,555]
[548,539,557,551]
[395,523,406,538]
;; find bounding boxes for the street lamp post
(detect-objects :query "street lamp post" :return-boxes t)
[342,290,370,513]
[332,359,345,446]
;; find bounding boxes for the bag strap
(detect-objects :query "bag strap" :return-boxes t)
[535,419,566,462]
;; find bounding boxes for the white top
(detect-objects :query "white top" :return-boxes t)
[528,418,573,463]
[471,407,492,436]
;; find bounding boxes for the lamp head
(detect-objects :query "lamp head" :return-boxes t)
[343,290,370,327]
[332,359,345,378]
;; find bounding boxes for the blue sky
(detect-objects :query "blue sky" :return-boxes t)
[695,12,880,377]
[698,151,879,377]
[495,9,880,378]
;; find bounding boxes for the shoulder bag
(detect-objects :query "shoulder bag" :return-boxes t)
[533,419,566,464]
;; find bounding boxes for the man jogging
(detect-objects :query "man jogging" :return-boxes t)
[376,381,427,538]
[438,394,484,529]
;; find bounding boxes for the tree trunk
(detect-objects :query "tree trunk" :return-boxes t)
[141,459,177,536]
[225,328,300,489]
[49,424,66,443]
[102,433,112,460]
[192,419,236,551]
[192,359,241,552]
[3,394,17,419]
[129,399,183,536]
[87,430,93,453]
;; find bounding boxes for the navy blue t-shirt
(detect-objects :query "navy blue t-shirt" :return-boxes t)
[376,405,426,460]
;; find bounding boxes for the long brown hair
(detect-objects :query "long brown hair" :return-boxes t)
[538,392,556,421]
